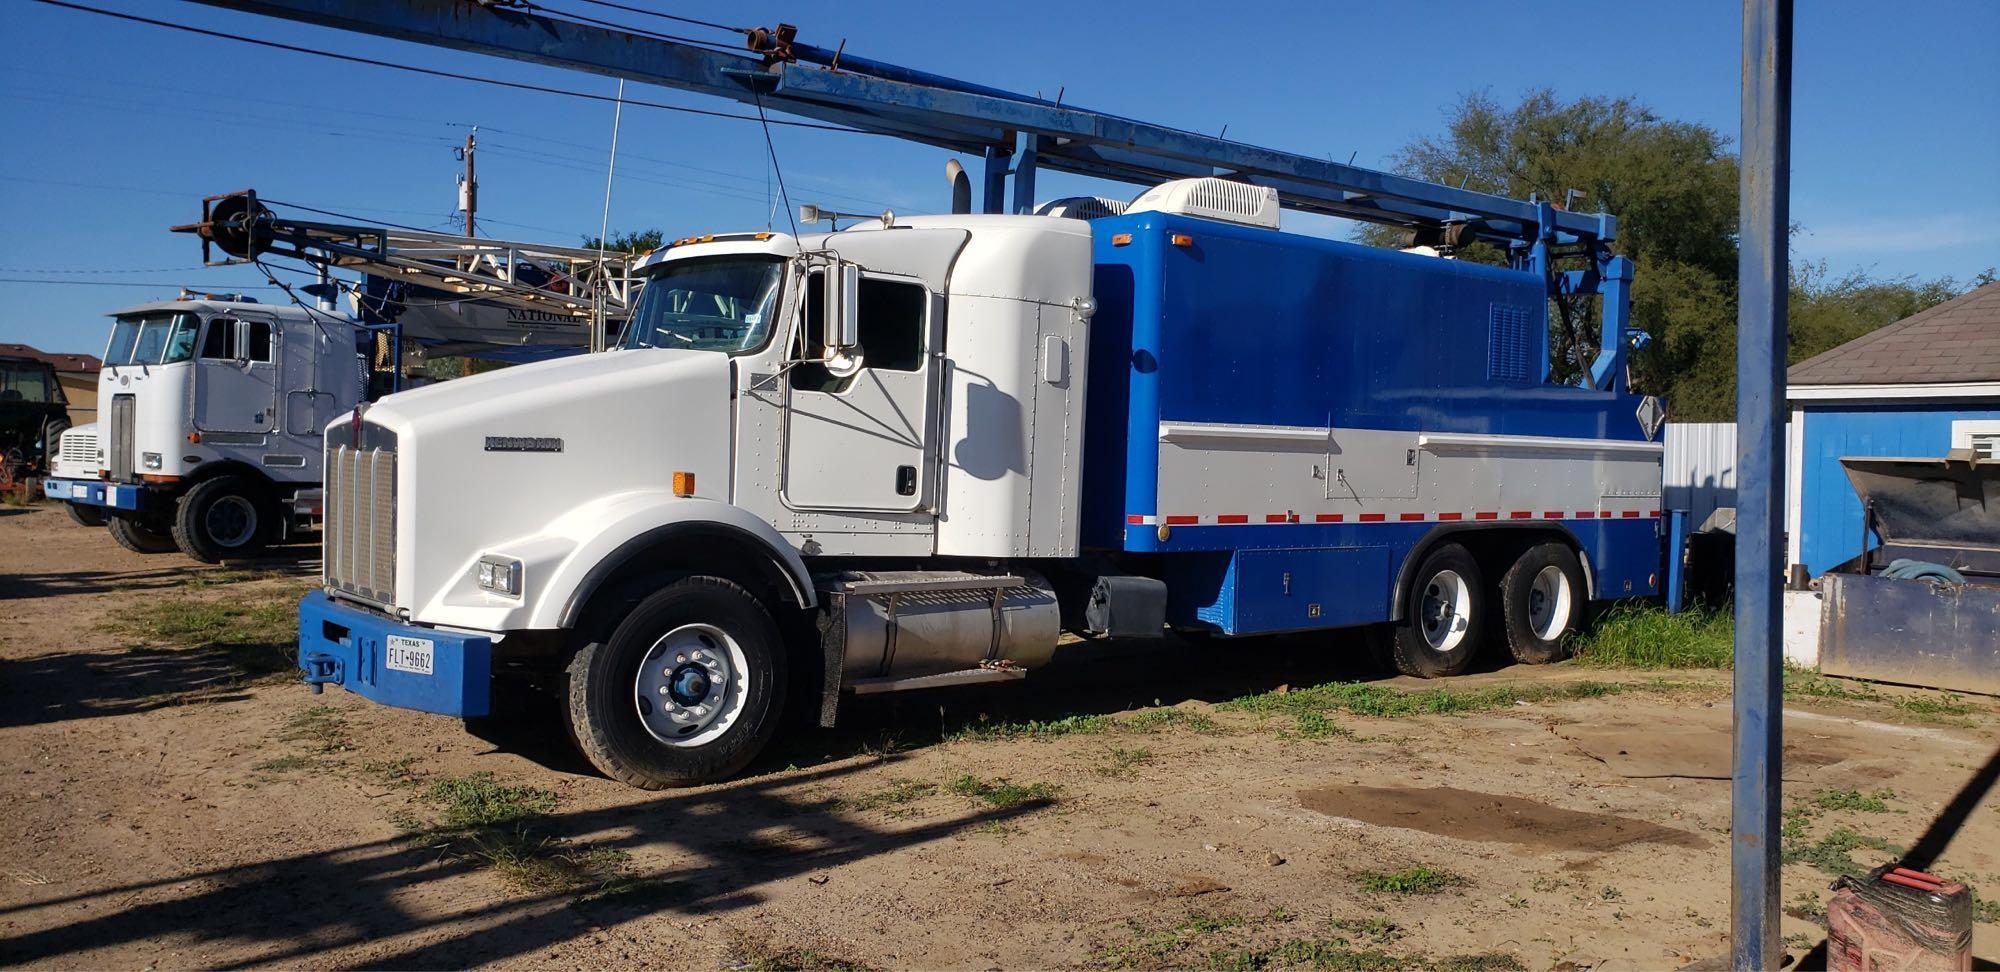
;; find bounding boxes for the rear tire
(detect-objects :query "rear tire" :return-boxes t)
[107,516,176,553]
[65,502,105,527]
[1498,542,1586,664]
[173,475,271,563]
[564,576,788,788]
[1384,543,1486,678]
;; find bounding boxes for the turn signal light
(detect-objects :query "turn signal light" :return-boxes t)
[187,431,201,444]
[1170,234,1194,247]
[1111,233,1132,246]
[672,471,695,497]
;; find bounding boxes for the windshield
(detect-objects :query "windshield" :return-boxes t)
[619,256,784,354]
[105,312,201,366]
[0,364,59,404]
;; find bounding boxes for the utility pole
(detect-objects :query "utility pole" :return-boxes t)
[458,127,478,238]
[1731,0,1792,968]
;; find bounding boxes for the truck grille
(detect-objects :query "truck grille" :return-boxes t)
[59,428,98,467]
[324,428,397,607]
[109,395,135,482]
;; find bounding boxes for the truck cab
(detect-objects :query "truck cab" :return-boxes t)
[297,180,1664,789]
[43,297,368,561]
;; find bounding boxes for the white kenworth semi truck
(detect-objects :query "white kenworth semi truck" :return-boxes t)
[43,298,368,561]
[298,178,1665,788]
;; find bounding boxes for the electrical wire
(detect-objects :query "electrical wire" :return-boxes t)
[33,0,879,136]
[525,2,746,55]
[0,278,284,289]
[561,0,745,33]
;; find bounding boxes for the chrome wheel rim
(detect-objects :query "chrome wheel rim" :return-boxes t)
[1527,565,1574,641]
[633,623,747,747]
[204,495,258,548]
[1419,569,1472,652]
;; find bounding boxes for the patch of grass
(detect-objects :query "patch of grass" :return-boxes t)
[1783,932,1817,951]
[102,582,312,679]
[456,830,630,894]
[1973,890,2000,925]
[1098,745,1155,778]
[252,754,315,773]
[944,774,1058,809]
[726,929,879,972]
[1568,605,1733,668]
[1811,787,1895,814]
[423,772,559,830]
[1784,890,1827,926]
[837,778,937,813]
[1893,693,1971,717]
[181,569,274,590]
[1257,939,1404,971]
[1355,867,1467,896]
[1224,679,1635,721]
[1434,955,1527,972]
[1782,827,1900,878]
[1287,711,1355,740]
[951,707,1218,742]
[362,756,423,789]
[279,705,352,754]
[1328,917,1402,944]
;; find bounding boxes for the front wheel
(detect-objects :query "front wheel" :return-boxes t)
[1380,543,1486,678]
[564,576,788,788]
[107,516,177,554]
[173,475,271,563]
[1498,542,1586,664]
[66,502,105,527]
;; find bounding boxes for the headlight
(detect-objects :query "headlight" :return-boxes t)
[476,556,521,596]
[142,452,163,470]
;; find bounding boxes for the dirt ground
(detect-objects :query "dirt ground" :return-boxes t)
[2,501,1996,970]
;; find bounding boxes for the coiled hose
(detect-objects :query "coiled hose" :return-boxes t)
[1881,558,1966,587]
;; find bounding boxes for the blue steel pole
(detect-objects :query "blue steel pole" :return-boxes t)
[1732,0,1791,967]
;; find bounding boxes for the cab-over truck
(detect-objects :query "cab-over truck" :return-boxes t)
[298,178,1665,788]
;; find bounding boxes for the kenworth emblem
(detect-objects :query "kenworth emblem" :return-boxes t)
[484,436,564,453]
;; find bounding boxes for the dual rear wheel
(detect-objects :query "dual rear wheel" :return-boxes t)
[1377,539,1587,678]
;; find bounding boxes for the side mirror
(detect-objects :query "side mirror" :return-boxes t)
[822,262,860,353]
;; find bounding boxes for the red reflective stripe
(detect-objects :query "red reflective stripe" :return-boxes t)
[1399,512,1427,521]
[1358,513,1387,522]
[1436,512,1464,521]
[1508,511,1534,519]
[1265,513,1292,523]
[1165,515,1199,525]
[1315,513,1343,523]
[1542,512,1563,519]
[1649,509,1662,517]
[1474,511,1499,520]
[1622,510,1641,518]
[1576,511,1597,519]
[1126,514,1145,524]
[1217,514,1249,524]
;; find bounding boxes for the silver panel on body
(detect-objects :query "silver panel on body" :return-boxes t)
[109,395,135,482]
[819,569,1060,684]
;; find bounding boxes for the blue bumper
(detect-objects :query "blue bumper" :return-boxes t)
[297,590,492,717]
[43,478,147,510]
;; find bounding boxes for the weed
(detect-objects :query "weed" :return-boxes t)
[1783,932,1816,951]
[362,756,423,789]
[1783,666,1879,702]
[1098,745,1155,778]
[423,773,559,830]
[279,705,352,754]
[1973,890,2000,925]
[1530,876,1564,893]
[1224,680,1637,721]
[1599,885,1623,901]
[1784,890,1827,926]
[973,820,1024,837]
[1259,939,1403,971]
[951,707,1218,742]
[1782,828,1900,878]
[1893,693,1971,717]
[1434,955,1526,972]
[251,754,314,774]
[102,582,310,679]
[1328,917,1403,944]
[458,829,630,893]
[1811,787,1895,814]
[1502,892,1529,909]
[725,929,879,972]
[1287,711,1355,740]
[1568,606,1733,668]
[1119,708,1220,733]
[838,779,937,813]
[181,569,273,590]
[1355,867,1467,896]
[944,774,1058,809]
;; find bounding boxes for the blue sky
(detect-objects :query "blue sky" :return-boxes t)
[3,0,1995,354]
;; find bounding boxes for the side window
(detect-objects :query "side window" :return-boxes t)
[789,274,927,393]
[245,320,274,362]
[200,319,237,360]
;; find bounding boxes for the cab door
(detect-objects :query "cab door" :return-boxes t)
[193,315,279,434]
[781,271,940,512]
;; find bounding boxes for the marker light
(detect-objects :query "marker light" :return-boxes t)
[1170,234,1194,247]
[477,556,522,596]
[672,471,695,497]
[1111,233,1132,246]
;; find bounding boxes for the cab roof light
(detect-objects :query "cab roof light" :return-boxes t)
[1170,233,1194,247]
[672,471,695,497]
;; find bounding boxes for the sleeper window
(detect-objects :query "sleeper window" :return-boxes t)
[791,275,929,392]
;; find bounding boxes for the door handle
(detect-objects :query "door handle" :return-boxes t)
[895,465,917,496]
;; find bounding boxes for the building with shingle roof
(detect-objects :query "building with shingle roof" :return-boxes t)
[1785,281,2000,575]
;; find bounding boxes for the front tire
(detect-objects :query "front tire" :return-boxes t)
[173,475,271,563]
[107,516,177,553]
[1383,543,1486,678]
[66,502,105,527]
[564,576,788,789]
[1498,542,1586,664]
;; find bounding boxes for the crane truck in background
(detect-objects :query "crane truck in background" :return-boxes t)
[41,192,641,562]
[296,175,1666,789]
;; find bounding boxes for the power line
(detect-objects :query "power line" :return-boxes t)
[0,278,284,289]
[33,0,881,136]
[560,0,746,33]
[525,2,746,55]
[0,266,211,275]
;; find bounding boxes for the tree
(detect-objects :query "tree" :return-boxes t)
[581,229,665,254]
[1364,89,1971,420]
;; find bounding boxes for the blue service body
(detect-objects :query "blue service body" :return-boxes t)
[1080,212,1660,635]
[297,590,492,717]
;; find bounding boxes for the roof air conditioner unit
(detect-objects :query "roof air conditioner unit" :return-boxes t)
[1124,177,1280,229]
[1033,196,1130,220]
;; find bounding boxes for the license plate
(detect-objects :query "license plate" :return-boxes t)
[71,484,87,498]
[385,635,435,676]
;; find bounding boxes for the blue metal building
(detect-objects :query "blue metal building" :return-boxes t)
[1787,281,2000,575]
